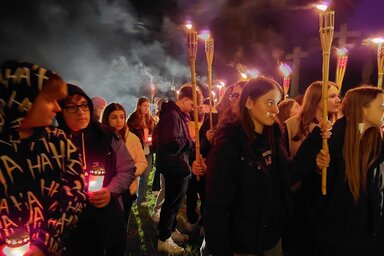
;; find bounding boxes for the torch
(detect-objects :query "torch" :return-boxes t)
[186,23,201,180]
[318,3,334,195]
[216,81,225,100]
[199,30,215,130]
[2,231,30,256]
[88,165,105,192]
[372,37,384,89]
[335,48,348,93]
[150,83,156,104]
[279,63,292,99]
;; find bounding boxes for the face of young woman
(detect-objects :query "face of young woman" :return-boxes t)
[229,84,243,111]
[363,93,384,129]
[139,101,150,115]
[246,88,281,133]
[22,79,67,129]
[108,110,126,132]
[327,86,341,114]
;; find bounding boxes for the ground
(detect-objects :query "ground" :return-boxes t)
[125,167,203,256]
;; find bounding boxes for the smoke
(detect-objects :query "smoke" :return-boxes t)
[0,0,192,113]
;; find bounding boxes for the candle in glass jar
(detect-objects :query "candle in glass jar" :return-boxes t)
[88,166,105,192]
[3,232,30,256]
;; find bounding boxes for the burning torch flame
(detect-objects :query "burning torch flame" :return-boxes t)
[216,81,225,89]
[279,63,292,77]
[315,2,329,11]
[198,30,211,41]
[372,37,384,44]
[185,21,193,30]
[150,84,155,91]
[240,72,248,79]
[336,47,348,56]
[246,69,260,78]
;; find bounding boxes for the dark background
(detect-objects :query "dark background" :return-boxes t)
[1,0,383,111]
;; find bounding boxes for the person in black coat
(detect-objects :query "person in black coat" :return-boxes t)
[203,77,330,256]
[310,86,384,256]
[156,84,202,254]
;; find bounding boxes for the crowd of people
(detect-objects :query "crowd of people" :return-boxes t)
[0,60,383,256]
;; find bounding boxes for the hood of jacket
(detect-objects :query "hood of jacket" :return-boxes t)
[0,60,57,140]
[56,83,94,134]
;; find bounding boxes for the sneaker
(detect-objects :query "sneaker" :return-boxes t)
[157,238,184,254]
[171,229,189,243]
[151,212,160,223]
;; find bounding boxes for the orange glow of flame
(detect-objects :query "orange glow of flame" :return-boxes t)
[216,82,225,89]
[336,48,348,56]
[372,37,384,44]
[279,63,292,77]
[185,22,193,30]
[240,72,248,79]
[246,69,259,78]
[198,30,211,41]
[315,3,328,11]
[150,84,156,91]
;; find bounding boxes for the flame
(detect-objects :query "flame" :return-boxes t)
[240,72,248,79]
[246,69,259,78]
[198,30,211,41]
[150,84,156,91]
[216,82,225,89]
[336,47,348,56]
[185,21,193,30]
[211,91,216,96]
[315,3,328,11]
[279,63,292,77]
[372,37,384,44]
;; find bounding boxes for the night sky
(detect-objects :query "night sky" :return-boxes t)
[0,0,383,111]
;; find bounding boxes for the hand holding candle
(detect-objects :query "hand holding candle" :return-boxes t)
[2,231,30,256]
[88,166,105,192]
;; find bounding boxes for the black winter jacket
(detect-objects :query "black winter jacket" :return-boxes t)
[156,101,194,177]
[312,117,384,256]
[204,121,323,255]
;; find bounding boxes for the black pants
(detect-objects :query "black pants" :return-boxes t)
[186,174,206,224]
[63,200,127,256]
[122,191,137,224]
[158,175,189,241]
[152,169,161,192]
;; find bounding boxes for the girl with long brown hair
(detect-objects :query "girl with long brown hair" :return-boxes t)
[127,97,155,205]
[101,103,147,223]
[312,86,384,255]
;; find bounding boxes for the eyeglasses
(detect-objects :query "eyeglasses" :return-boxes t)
[63,102,90,113]
[228,93,240,102]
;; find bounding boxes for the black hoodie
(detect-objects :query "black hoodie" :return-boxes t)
[0,60,87,255]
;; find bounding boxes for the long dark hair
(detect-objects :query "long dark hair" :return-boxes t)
[237,77,282,151]
[101,102,128,142]
[342,86,383,202]
[128,97,155,134]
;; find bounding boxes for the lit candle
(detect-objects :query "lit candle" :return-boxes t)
[3,232,30,256]
[88,166,105,192]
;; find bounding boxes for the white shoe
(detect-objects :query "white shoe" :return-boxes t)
[171,229,189,243]
[151,212,160,223]
[157,238,184,254]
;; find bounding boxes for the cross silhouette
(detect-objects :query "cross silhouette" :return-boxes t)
[333,23,361,48]
[286,46,309,97]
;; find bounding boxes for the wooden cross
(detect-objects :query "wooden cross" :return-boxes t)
[333,23,361,48]
[286,46,309,97]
